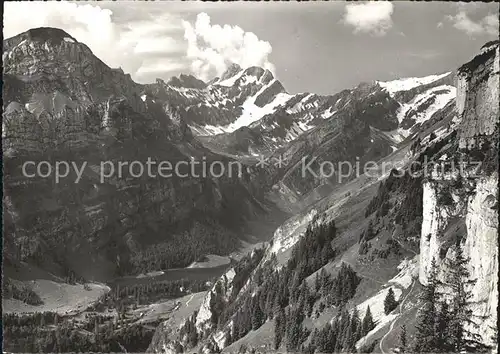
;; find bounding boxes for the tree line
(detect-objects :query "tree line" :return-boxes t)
[410,241,492,353]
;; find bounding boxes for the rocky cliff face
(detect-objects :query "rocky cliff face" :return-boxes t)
[463,176,498,347]
[419,41,499,349]
[457,41,499,149]
[419,175,498,348]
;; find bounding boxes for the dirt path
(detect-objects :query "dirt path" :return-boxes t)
[379,278,416,354]
[391,230,418,256]
[185,294,195,307]
[378,231,418,354]
[339,260,386,285]
[116,341,127,353]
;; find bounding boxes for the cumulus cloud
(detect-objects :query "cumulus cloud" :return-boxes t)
[342,2,394,36]
[3,2,187,83]
[446,10,499,37]
[182,13,275,81]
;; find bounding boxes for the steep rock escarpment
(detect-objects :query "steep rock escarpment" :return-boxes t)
[463,176,498,346]
[419,41,499,348]
[457,41,499,149]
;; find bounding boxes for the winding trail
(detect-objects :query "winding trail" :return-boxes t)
[379,278,416,354]
[377,231,419,354]
[185,294,195,307]
[391,230,418,256]
[339,260,386,285]
[116,340,127,353]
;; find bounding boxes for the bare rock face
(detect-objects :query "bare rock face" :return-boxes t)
[3,27,141,104]
[254,79,286,107]
[195,268,236,336]
[419,175,499,349]
[418,180,468,285]
[419,41,499,349]
[462,175,498,347]
[457,42,499,149]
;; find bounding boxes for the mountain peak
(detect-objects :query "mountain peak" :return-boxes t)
[213,64,276,88]
[4,27,79,54]
[219,63,242,82]
[167,74,206,89]
[6,27,78,44]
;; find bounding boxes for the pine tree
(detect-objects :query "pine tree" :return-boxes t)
[413,258,440,352]
[399,324,407,353]
[94,318,99,342]
[361,306,375,336]
[435,301,452,352]
[274,308,285,350]
[285,307,304,351]
[384,287,398,314]
[365,220,375,241]
[446,242,482,352]
[224,328,232,348]
[251,298,264,330]
[344,323,356,352]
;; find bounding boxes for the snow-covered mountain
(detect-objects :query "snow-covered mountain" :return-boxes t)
[142,61,456,158]
[209,74,453,159]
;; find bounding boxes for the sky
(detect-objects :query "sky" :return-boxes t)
[3,1,499,95]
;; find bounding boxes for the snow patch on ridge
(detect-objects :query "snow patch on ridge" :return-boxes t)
[227,88,292,131]
[378,72,451,96]
[196,79,293,134]
[397,85,456,138]
[216,69,245,87]
[321,106,337,119]
[397,85,456,124]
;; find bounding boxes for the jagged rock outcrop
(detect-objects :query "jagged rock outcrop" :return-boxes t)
[167,74,207,89]
[195,268,235,336]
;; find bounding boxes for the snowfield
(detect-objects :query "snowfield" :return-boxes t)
[197,80,293,134]
[227,84,293,132]
[216,68,246,87]
[377,72,451,96]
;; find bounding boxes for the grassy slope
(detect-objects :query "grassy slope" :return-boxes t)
[3,263,110,315]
